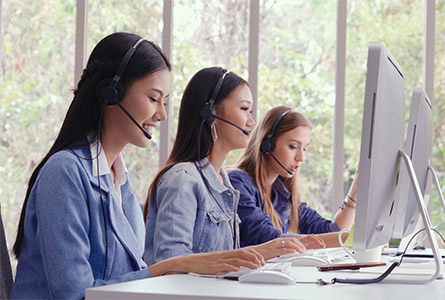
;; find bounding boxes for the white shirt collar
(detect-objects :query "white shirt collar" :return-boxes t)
[89,139,128,186]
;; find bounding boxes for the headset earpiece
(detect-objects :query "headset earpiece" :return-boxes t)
[200,70,229,124]
[260,110,292,154]
[96,38,144,107]
[96,79,125,106]
[260,134,276,153]
[200,102,216,123]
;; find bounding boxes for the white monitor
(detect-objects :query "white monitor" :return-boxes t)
[393,88,433,239]
[353,42,406,261]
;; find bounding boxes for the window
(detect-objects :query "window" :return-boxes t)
[0,0,76,270]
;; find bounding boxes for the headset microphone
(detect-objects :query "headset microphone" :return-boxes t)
[115,101,152,139]
[97,38,152,140]
[260,110,294,176]
[212,115,249,135]
[199,71,249,136]
[270,152,293,176]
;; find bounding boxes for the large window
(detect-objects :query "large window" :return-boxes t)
[1,0,444,270]
[0,0,76,269]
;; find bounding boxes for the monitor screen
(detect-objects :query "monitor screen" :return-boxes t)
[393,88,433,239]
[353,42,406,255]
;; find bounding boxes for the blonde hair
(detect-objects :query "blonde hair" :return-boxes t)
[235,106,312,233]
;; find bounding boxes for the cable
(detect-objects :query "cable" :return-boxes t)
[95,108,109,280]
[196,120,237,249]
[331,262,399,284]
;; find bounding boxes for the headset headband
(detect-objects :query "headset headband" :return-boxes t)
[208,71,230,105]
[111,38,145,88]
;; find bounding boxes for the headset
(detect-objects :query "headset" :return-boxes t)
[96,38,152,140]
[260,110,294,175]
[199,71,249,135]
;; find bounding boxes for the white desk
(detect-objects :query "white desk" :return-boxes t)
[86,265,445,300]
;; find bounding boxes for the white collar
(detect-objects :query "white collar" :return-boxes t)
[89,140,128,186]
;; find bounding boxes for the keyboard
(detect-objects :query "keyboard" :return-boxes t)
[223,262,292,280]
[268,247,348,263]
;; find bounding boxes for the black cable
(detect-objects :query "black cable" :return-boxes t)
[399,228,426,265]
[96,108,108,280]
[196,120,237,249]
[66,120,108,280]
[331,262,399,284]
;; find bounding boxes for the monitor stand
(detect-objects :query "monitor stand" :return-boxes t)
[398,165,445,253]
[387,151,443,284]
[427,165,445,215]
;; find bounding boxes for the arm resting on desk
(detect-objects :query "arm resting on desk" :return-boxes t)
[147,248,265,276]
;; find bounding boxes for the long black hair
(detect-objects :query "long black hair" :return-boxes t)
[13,32,171,257]
[143,66,247,219]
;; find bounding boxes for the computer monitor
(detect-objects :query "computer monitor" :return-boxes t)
[393,88,433,239]
[352,42,406,262]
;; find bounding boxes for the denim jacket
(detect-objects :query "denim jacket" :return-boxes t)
[11,143,150,300]
[144,158,240,266]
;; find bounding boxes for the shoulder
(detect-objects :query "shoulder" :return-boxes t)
[37,147,91,184]
[228,169,259,195]
[158,162,202,187]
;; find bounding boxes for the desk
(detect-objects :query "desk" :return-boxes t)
[86,265,445,300]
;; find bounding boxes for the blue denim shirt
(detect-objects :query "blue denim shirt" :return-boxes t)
[228,169,340,247]
[144,158,240,266]
[11,144,150,300]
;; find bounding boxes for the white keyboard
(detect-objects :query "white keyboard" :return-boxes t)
[223,262,292,279]
[268,247,348,263]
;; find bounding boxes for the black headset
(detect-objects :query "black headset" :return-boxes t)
[96,38,145,106]
[260,110,292,153]
[199,71,249,135]
[199,70,230,123]
[96,38,152,140]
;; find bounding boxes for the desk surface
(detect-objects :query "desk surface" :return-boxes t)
[86,264,445,300]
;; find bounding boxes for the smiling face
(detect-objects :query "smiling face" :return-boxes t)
[213,83,255,152]
[268,125,311,178]
[103,68,171,148]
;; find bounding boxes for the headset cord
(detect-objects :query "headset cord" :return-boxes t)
[96,108,109,280]
[196,120,237,249]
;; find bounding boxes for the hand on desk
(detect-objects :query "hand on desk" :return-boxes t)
[148,247,265,276]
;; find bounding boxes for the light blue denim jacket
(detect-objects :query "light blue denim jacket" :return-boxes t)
[11,144,150,300]
[144,158,240,265]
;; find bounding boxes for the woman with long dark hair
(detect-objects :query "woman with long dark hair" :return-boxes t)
[11,33,264,300]
[229,106,358,247]
[144,67,323,266]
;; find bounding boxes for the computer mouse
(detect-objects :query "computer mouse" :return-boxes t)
[286,256,330,267]
[238,270,295,285]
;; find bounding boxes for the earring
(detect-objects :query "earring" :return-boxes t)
[211,122,218,142]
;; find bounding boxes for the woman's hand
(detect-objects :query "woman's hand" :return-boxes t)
[250,235,326,260]
[148,247,265,276]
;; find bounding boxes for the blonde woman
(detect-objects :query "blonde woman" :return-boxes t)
[229,106,358,248]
